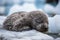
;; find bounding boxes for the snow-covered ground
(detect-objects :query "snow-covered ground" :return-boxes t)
[0,15,60,40]
[0,29,54,40]
[0,0,60,40]
[1,15,60,33]
[0,15,54,40]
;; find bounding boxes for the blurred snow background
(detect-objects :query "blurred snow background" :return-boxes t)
[0,0,59,16]
[0,0,60,40]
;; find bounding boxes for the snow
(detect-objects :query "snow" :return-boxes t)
[0,16,54,40]
[8,3,44,17]
[48,17,58,33]
[44,0,60,15]
[0,15,60,40]
[53,0,60,14]
[0,15,60,33]
[8,2,38,16]
[20,3,37,12]
[44,4,55,14]
[8,0,46,16]
[23,0,35,3]
[55,38,60,40]
[0,0,60,39]
[0,29,54,40]
[54,15,60,33]
[13,0,20,4]
[48,15,60,33]
[0,6,5,14]
[8,4,22,16]
[0,16,6,29]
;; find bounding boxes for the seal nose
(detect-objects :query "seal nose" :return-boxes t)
[44,27,48,30]
[40,24,48,32]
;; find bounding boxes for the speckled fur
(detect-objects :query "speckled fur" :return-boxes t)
[26,11,49,32]
[3,11,31,31]
[3,11,48,32]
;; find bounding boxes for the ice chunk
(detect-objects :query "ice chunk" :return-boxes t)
[0,6,5,14]
[48,17,58,33]
[20,3,37,12]
[23,0,35,3]
[8,4,22,16]
[54,15,60,33]
[0,29,54,40]
[55,38,60,40]
[8,2,38,16]
[44,4,55,14]
[48,15,60,33]
[53,0,60,14]
[0,16,6,29]
[13,0,21,4]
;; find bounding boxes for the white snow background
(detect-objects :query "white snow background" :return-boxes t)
[0,1,60,39]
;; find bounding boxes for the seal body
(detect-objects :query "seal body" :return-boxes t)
[3,11,48,32]
[26,11,48,32]
[3,11,31,31]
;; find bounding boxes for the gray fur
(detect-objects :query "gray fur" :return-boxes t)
[3,11,48,32]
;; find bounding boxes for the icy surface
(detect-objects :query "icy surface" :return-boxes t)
[23,0,35,2]
[8,4,22,16]
[44,1,60,15]
[20,3,37,12]
[0,7,5,14]
[8,3,38,16]
[0,29,54,40]
[48,15,60,33]
[54,15,60,33]
[0,16,6,29]
[44,4,54,14]
[0,15,60,33]
[0,16,54,40]
[0,15,60,40]
[55,38,60,40]
[53,0,60,14]
[48,17,58,33]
